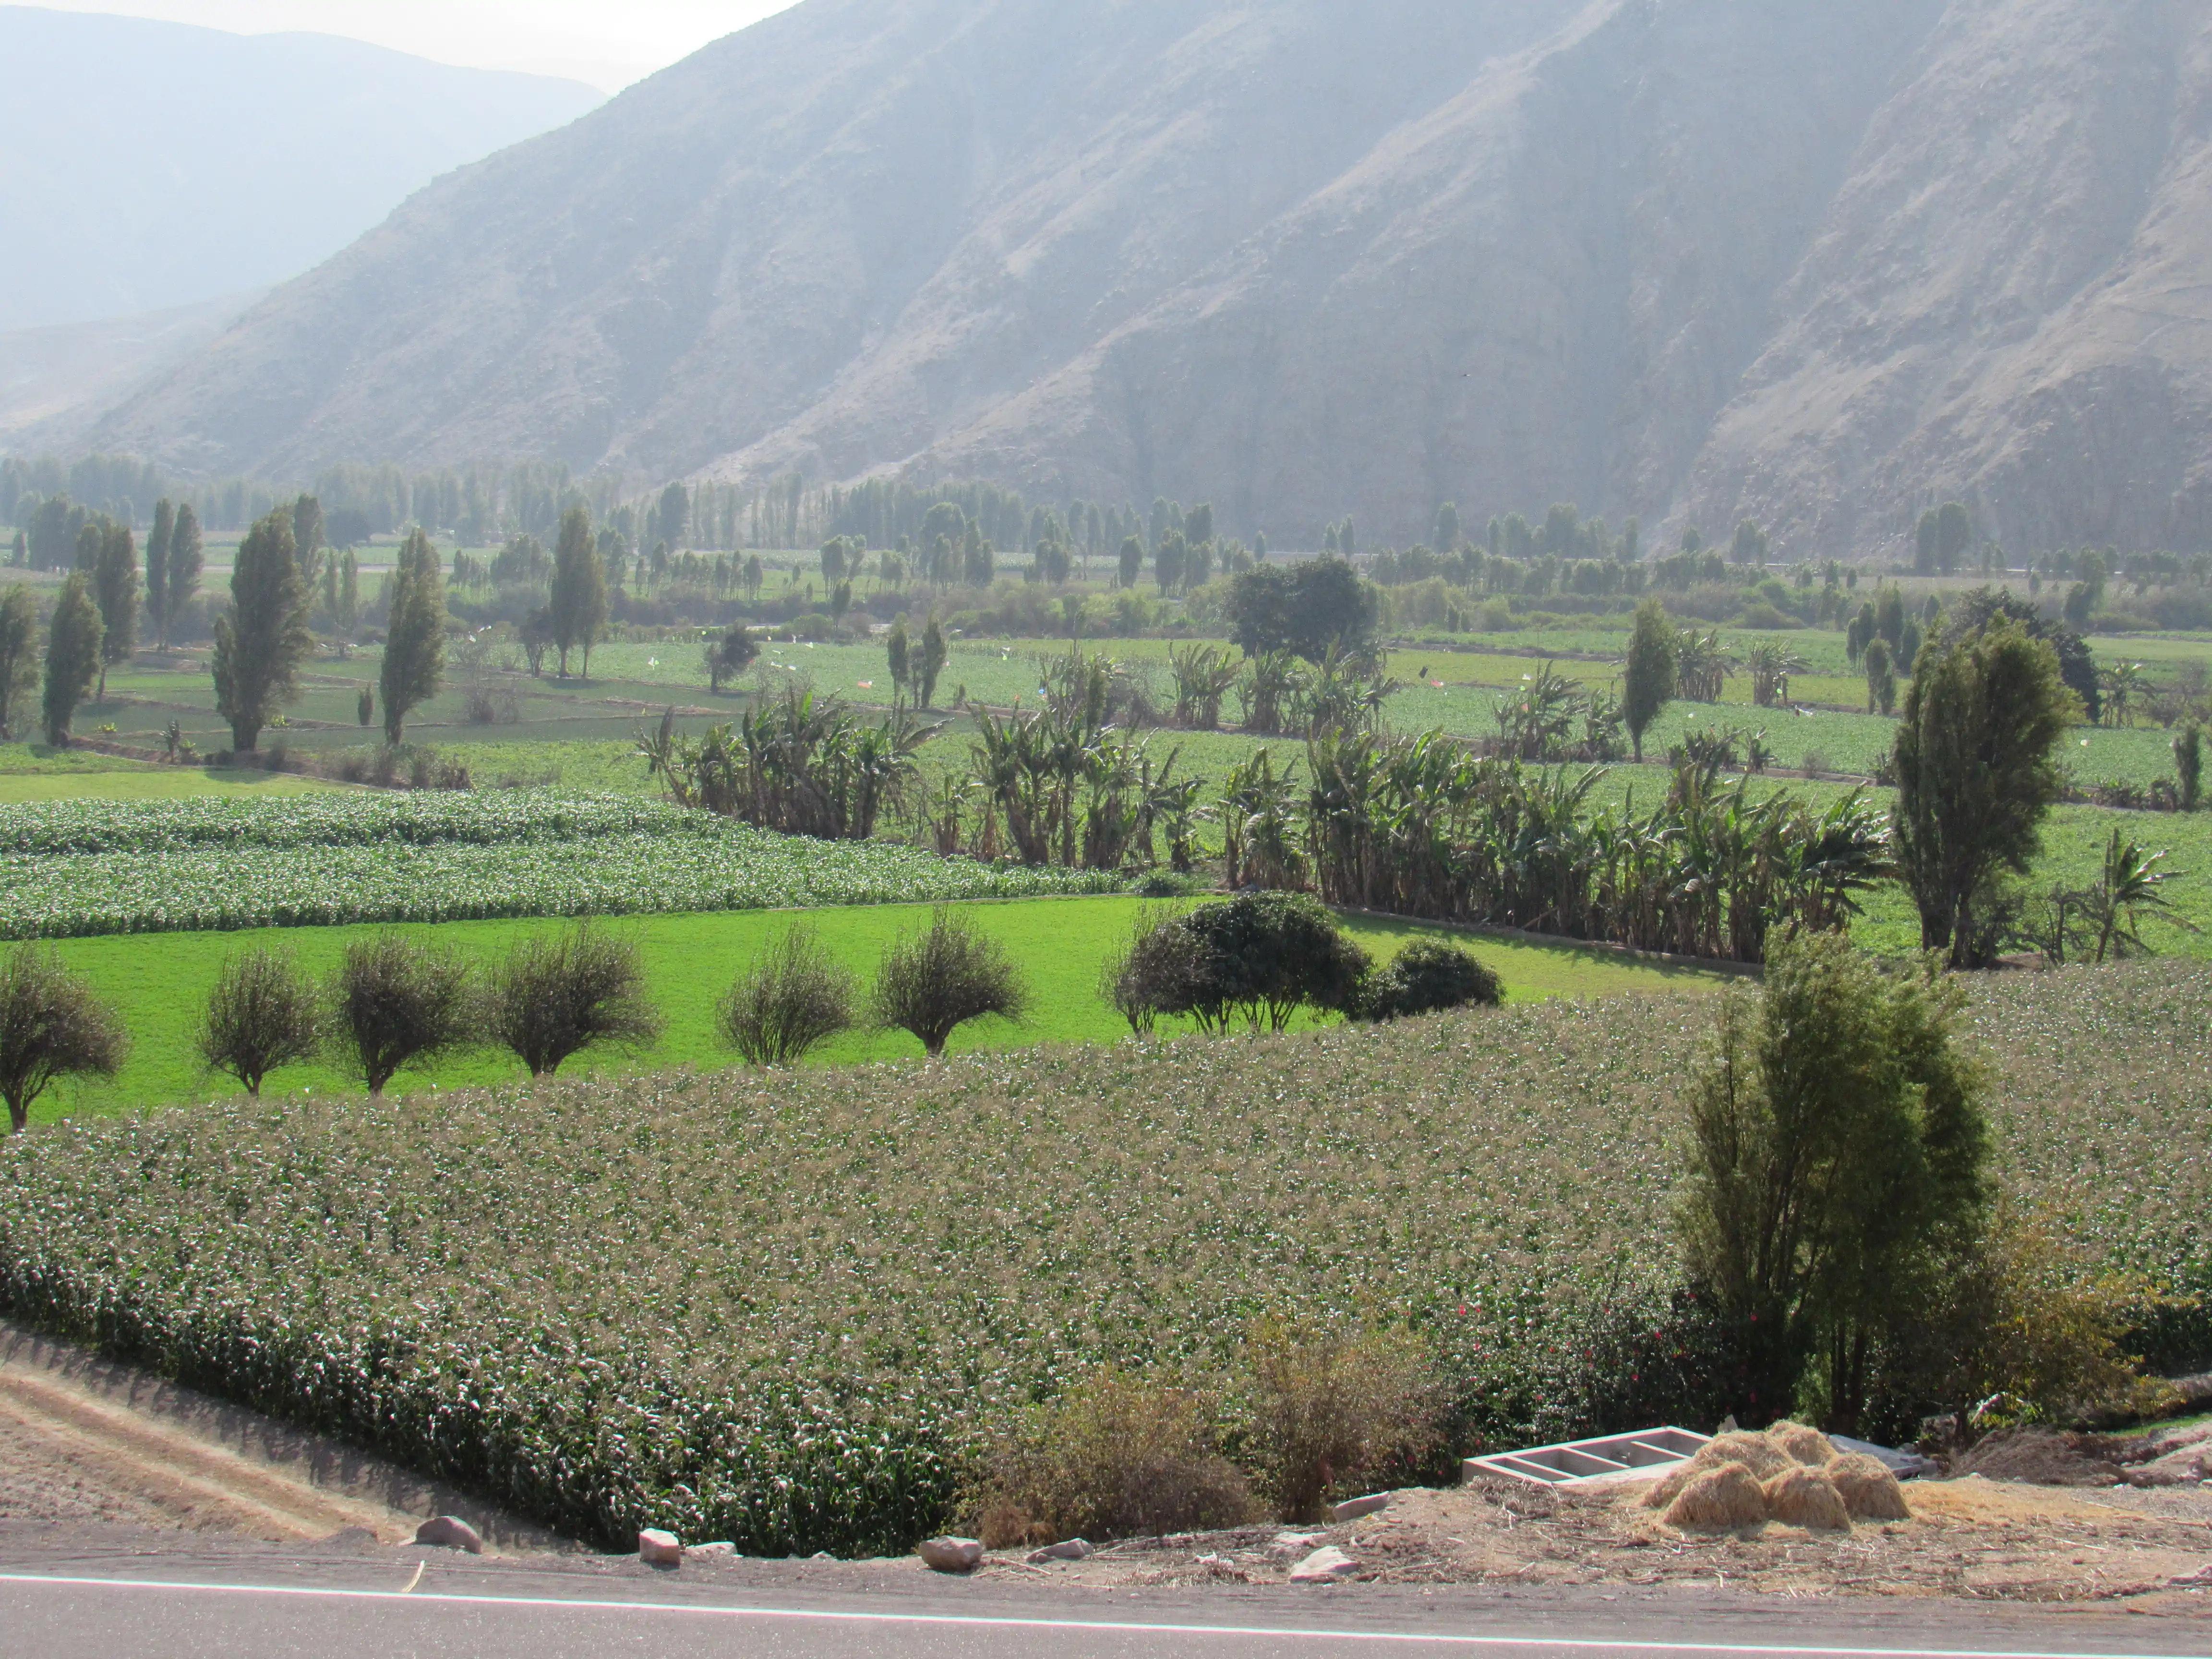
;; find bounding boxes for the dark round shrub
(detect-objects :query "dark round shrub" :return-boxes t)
[1354,940,1503,1022]
[1161,892,1369,1034]
[872,907,1027,1058]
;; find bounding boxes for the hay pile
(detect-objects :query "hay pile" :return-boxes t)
[1646,1421,1909,1532]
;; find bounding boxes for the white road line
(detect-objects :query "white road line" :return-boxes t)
[0,1573,2189,1658]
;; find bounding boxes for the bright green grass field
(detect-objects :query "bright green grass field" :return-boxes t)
[32,897,1736,1126]
[0,767,340,803]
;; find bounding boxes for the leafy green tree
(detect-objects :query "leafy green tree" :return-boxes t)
[885,617,911,703]
[1936,502,1972,576]
[706,623,758,694]
[2081,830,2195,963]
[1622,598,1676,761]
[198,947,322,1098]
[291,494,325,561]
[548,505,608,679]
[92,522,138,698]
[488,925,662,1078]
[1161,893,1369,1034]
[918,616,949,709]
[1434,502,1463,552]
[0,943,128,1133]
[1225,560,1380,665]
[144,499,174,648]
[1915,510,1940,576]
[165,502,204,641]
[1155,530,1188,595]
[41,572,102,745]
[1894,619,2073,966]
[1731,519,1769,566]
[962,529,994,588]
[1863,637,1895,715]
[1874,584,1905,654]
[1942,588,2099,723]
[328,934,474,1098]
[378,528,446,744]
[212,508,313,751]
[1352,940,1502,1021]
[872,907,1027,1058]
[0,586,37,741]
[1679,933,1987,1431]
[658,481,690,549]
[1117,536,1143,590]
[2176,721,2203,813]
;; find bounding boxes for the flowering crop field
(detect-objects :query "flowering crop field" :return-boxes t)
[0,793,1120,939]
[0,962,2201,1555]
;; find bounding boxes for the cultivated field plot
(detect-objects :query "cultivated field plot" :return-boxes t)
[0,962,2202,1556]
[0,793,1119,939]
[34,900,1734,1121]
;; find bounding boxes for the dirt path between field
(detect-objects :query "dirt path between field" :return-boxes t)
[0,1320,562,1552]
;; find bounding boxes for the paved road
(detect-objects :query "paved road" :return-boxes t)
[4,1564,2208,1659]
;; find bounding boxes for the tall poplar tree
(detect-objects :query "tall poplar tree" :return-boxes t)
[378,529,446,745]
[548,505,608,679]
[1622,598,1677,762]
[211,507,313,751]
[1894,619,2073,967]
[92,522,138,698]
[166,502,204,641]
[42,573,102,746]
[144,499,175,649]
[0,586,38,741]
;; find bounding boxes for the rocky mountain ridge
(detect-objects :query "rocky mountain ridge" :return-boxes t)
[74,0,2212,559]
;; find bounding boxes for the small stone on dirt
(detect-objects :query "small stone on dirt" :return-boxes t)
[413,1515,483,1554]
[637,1527,683,1566]
[691,1541,735,1559]
[1332,1492,1391,1521]
[1289,1545,1360,1582]
[917,1536,984,1573]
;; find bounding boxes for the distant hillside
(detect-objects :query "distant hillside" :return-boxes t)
[0,291,259,450]
[0,7,601,332]
[78,0,2212,560]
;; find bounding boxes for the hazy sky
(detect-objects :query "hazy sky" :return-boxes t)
[28,1,803,90]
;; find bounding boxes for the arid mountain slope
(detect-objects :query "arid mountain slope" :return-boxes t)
[0,7,600,333]
[84,0,2212,555]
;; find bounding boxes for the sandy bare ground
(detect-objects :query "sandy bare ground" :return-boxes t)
[0,1320,561,1552]
[3,1316,2210,1612]
[989,1476,2212,1605]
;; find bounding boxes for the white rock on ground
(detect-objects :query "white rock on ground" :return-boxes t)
[1332,1493,1391,1521]
[412,1516,482,1554]
[690,1541,735,1559]
[917,1537,984,1573]
[637,1528,683,1566]
[1289,1545,1360,1583]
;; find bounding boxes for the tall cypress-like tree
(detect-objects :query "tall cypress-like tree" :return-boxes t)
[918,616,948,710]
[144,499,175,649]
[548,505,608,679]
[0,586,38,741]
[211,507,313,752]
[1622,598,1677,762]
[92,523,138,698]
[42,572,102,746]
[1936,502,1972,576]
[1894,619,2073,967]
[166,502,204,642]
[379,529,446,745]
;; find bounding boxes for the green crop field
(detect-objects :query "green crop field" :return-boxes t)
[1,960,2200,1555]
[25,898,1737,1125]
[0,792,1119,939]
